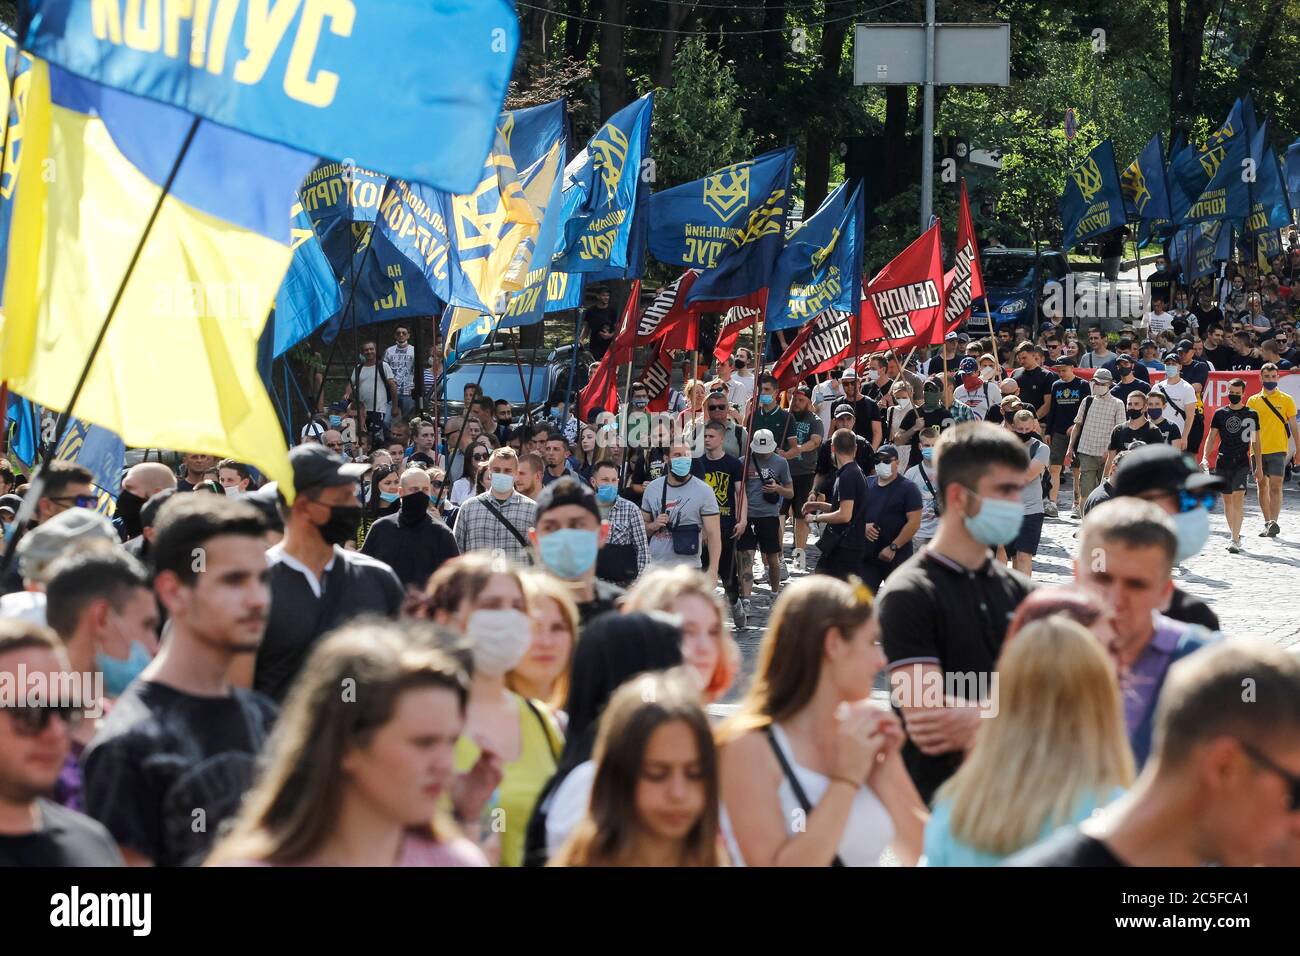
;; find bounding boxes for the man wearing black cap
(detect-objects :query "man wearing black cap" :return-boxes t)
[813,404,873,497]
[1174,339,1211,454]
[1109,444,1226,630]
[249,445,404,703]
[529,477,625,627]
[1108,351,1152,404]
[853,443,923,591]
[1011,342,1057,423]
[1104,338,1151,384]
[802,428,869,581]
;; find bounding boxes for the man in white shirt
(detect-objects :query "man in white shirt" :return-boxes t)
[811,370,846,434]
[345,340,398,429]
[953,357,998,419]
[1142,297,1175,338]
[1148,352,1197,440]
[729,348,756,413]
[383,325,417,419]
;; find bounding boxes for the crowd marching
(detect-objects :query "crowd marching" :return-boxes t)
[3,232,1300,869]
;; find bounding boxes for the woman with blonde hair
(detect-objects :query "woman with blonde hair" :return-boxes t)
[510,572,580,718]
[718,576,927,866]
[922,616,1134,866]
[677,379,708,431]
[550,668,723,867]
[623,566,739,703]
[409,553,564,867]
[207,621,487,866]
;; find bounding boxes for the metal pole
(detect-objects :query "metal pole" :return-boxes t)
[919,0,936,232]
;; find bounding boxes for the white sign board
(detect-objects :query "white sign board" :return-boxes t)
[853,23,1011,87]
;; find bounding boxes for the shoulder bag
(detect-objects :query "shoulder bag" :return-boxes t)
[662,478,701,556]
[479,496,536,565]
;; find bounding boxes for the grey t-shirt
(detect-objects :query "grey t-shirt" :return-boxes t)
[1022,437,1050,514]
[744,453,792,519]
[641,474,720,566]
[787,410,824,476]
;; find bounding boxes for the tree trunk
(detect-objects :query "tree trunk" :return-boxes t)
[883,86,911,199]
[801,21,849,217]
[564,0,583,56]
[761,0,786,68]
[576,0,597,59]
[1240,0,1286,87]
[1168,0,1214,143]
[599,0,626,121]
[653,3,692,89]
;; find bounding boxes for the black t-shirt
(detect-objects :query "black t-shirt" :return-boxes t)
[1108,420,1165,452]
[1180,358,1211,398]
[1109,378,1151,404]
[0,799,123,866]
[1227,351,1263,371]
[692,453,744,532]
[1083,479,1114,515]
[849,396,882,444]
[1147,270,1178,308]
[876,550,1033,804]
[1192,304,1223,329]
[920,404,960,432]
[1211,405,1260,467]
[628,448,668,507]
[1165,585,1220,631]
[815,433,873,486]
[1046,378,1087,435]
[826,461,869,553]
[576,579,625,629]
[861,475,923,560]
[1012,366,1057,413]
[1204,344,1237,370]
[81,681,278,866]
[1152,418,1181,444]
[584,306,618,359]
[1005,826,1126,867]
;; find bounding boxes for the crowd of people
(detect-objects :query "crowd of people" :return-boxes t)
[2,248,1300,869]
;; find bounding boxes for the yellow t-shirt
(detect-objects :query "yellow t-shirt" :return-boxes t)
[1247,390,1297,456]
[455,693,563,867]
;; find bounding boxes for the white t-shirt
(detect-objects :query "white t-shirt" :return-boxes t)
[729,371,755,413]
[811,379,845,433]
[1144,311,1174,337]
[905,462,940,539]
[1150,377,1196,434]
[350,361,395,419]
[545,760,596,860]
[383,344,416,395]
[954,381,997,418]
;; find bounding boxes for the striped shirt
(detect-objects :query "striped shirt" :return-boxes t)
[600,495,649,577]
[452,491,538,566]
[1072,393,1127,457]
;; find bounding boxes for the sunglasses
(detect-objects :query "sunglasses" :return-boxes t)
[49,494,98,509]
[472,454,489,462]
[1238,740,1300,812]
[8,704,85,737]
[1176,489,1216,513]
[707,404,727,411]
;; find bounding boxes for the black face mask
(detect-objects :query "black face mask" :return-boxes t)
[114,490,145,538]
[1126,408,1144,420]
[399,491,430,523]
[734,359,746,369]
[316,504,362,546]
[1015,431,1034,442]
[1229,393,1244,405]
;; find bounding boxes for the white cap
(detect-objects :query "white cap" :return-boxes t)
[751,429,777,454]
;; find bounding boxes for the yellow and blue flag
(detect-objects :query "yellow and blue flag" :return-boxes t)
[0,32,33,294]
[1120,133,1172,245]
[767,181,864,333]
[0,60,315,494]
[1060,140,1126,249]
[54,417,125,514]
[1286,139,1300,209]
[1241,122,1292,265]
[299,160,389,274]
[23,0,518,193]
[648,146,795,310]
[1170,220,1233,281]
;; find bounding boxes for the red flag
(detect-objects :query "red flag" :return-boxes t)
[712,288,768,362]
[638,339,675,412]
[858,221,946,353]
[578,280,640,421]
[772,307,856,390]
[942,179,985,335]
[634,271,699,352]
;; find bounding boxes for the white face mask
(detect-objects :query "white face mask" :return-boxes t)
[979,366,996,381]
[875,463,893,480]
[222,488,244,500]
[895,398,912,411]
[866,369,880,383]
[466,609,533,677]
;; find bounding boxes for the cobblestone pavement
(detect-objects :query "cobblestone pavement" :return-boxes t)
[719,475,1300,709]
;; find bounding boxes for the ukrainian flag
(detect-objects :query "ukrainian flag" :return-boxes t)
[1,60,316,495]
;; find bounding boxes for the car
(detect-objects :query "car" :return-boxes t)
[440,345,593,423]
[967,248,1141,336]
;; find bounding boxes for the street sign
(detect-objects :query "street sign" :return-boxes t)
[852,23,1011,87]
[1065,108,1077,140]
[969,148,1002,169]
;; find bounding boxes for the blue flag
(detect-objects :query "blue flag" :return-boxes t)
[272,200,343,358]
[502,99,567,173]
[648,146,795,308]
[24,0,518,193]
[3,392,39,470]
[299,161,389,275]
[1060,140,1127,249]
[1171,100,1244,204]
[767,182,864,333]
[0,32,32,296]
[54,418,125,512]
[1121,134,1172,225]
[1285,139,1300,215]
[1182,119,1251,224]
[1242,121,1292,263]
[1170,220,1232,282]
[552,94,653,274]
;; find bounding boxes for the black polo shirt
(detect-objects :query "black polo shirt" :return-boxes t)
[814,432,873,492]
[876,548,1033,805]
[1012,365,1057,414]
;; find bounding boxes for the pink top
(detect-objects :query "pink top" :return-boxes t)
[226,834,489,867]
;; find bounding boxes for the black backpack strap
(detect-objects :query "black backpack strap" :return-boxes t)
[523,697,562,763]
[917,463,941,515]
[479,496,535,563]
[1260,394,1292,437]
[762,726,846,867]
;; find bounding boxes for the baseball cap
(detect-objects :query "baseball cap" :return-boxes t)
[1162,352,1181,364]
[1140,338,1157,350]
[832,403,856,419]
[752,429,778,454]
[289,444,368,494]
[0,493,21,516]
[956,332,971,344]
[958,357,978,374]
[1113,444,1228,497]
[1176,338,1195,353]
[1092,367,1115,384]
[875,443,900,463]
[1115,353,1134,365]
[944,331,959,342]
[1051,354,1076,367]
[533,475,600,524]
[794,384,812,397]
[15,507,119,584]
[841,368,857,380]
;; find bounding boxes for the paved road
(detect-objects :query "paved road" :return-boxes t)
[720,473,1300,708]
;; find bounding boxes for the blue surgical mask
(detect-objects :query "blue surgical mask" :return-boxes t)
[759,393,774,406]
[670,457,692,477]
[539,528,599,579]
[595,484,619,505]
[379,491,399,503]
[96,640,152,698]
[491,472,515,495]
[920,447,934,462]
[329,415,342,428]
[1172,506,1210,563]
[962,490,1024,546]
[1,521,14,543]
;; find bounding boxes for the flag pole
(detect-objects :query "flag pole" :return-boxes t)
[510,332,534,426]
[1,114,203,579]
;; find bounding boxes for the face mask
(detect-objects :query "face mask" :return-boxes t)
[1,522,15,543]
[466,609,533,678]
[490,472,514,495]
[95,640,152,698]
[1263,381,1278,391]
[114,490,145,539]
[1015,431,1034,442]
[400,491,430,519]
[329,415,343,428]
[595,484,619,505]
[895,398,912,411]
[1117,365,1133,378]
[632,397,649,410]
[1147,408,1165,420]
[734,359,746,369]
[866,369,880,383]
[920,447,934,462]
[979,366,996,382]
[1172,507,1210,563]
[1166,368,1180,380]
[1092,384,1110,397]
[670,457,692,478]
[923,393,941,411]
[379,490,400,503]
[551,406,564,418]
[962,375,981,390]
[1229,393,1243,405]
[223,487,247,501]
[874,463,893,480]
[539,528,599,579]
[759,393,774,406]
[316,504,362,546]
[963,491,1024,546]
[1126,408,1144,420]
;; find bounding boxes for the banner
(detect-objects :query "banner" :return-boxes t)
[942,179,985,333]
[501,99,567,173]
[713,289,769,363]
[634,271,699,351]
[24,0,519,193]
[0,32,33,294]
[858,221,947,354]
[1169,220,1232,282]
[54,418,125,514]
[1182,115,1251,225]
[271,199,343,358]
[638,340,675,413]
[1242,121,1293,263]
[553,93,652,274]
[765,181,864,333]
[1061,140,1127,249]
[1121,133,1173,237]
[772,307,855,390]
[578,280,640,420]
[1171,100,1245,207]
[648,146,795,308]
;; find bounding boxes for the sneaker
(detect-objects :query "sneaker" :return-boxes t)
[1227,540,1242,554]
[1044,501,1059,518]
[732,599,747,630]
[1268,521,1281,537]
[1071,507,1082,520]
[791,549,806,573]
[780,562,791,582]
[1259,525,1272,537]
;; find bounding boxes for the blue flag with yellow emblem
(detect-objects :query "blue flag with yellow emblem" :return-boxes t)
[54,417,125,512]
[648,146,795,309]
[272,199,343,358]
[1170,220,1233,281]
[766,181,864,333]
[1181,122,1250,225]
[1286,139,1300,211]
[1120,133,1173,242]
[1060,140,1126,249]
[1241,121,1292,265]
[23,0,519,193]
[298,161,389,275]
